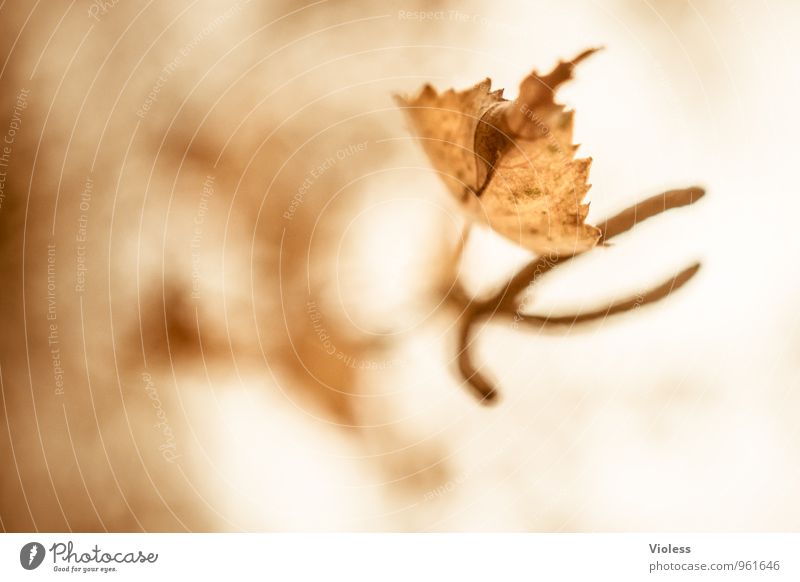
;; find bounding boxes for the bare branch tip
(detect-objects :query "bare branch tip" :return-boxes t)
[679,262,702,280]
[572,46,604,64]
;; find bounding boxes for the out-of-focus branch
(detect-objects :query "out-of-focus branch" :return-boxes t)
[452,186,705,404]
[455,311,499,403]
[507,262,700,329]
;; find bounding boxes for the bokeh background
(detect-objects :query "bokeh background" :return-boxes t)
[1,0,798,531]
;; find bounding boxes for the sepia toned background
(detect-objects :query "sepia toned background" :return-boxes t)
[1,0,798,531]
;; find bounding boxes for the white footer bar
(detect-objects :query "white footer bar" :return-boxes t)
[1,533,797,581]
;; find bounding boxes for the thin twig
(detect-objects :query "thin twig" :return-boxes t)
[507,262,700,329]
[599,186,705,243]
[456,312,499,403]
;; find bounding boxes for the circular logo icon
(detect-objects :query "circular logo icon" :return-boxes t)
[20,542,46,570]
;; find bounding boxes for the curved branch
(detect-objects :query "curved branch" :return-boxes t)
[456,311,499,404]
[508,262,701,329]
[599,187,705,242]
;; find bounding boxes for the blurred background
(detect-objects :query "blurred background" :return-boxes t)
[1,0,798,531]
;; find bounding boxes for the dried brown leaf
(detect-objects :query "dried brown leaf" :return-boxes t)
[397,49,602,256]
